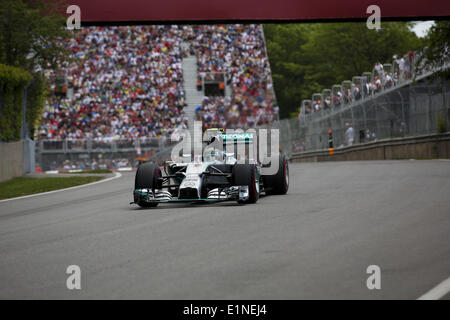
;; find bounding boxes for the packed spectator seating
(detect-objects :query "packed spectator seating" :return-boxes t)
[191,24,277,130]
[39,26,189,140]
[39,24,278,142]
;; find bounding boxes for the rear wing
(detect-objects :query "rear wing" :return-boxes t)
[219,132,257,163]
[202,129,259,162]
[218,132,254,144]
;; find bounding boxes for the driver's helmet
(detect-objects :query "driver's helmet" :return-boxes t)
[202,128,225,161]
[203,128,226,144]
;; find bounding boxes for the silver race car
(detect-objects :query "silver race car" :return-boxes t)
[132,129,289,207]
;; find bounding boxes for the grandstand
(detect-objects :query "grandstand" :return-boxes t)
[36,24,278,170]
[191,25,277,130]
[39,24,277,140]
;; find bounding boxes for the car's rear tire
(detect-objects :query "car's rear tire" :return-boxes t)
[135,162,161,208]
[263,154,289,195]
[232,164,259,204]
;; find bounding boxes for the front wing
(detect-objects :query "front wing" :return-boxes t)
[132,186,250,204]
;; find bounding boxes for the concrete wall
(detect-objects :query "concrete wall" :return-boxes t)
[291,133,450,163]
[0,141,24,182]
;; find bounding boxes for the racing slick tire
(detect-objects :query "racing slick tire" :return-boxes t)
[232,164,259,204]
[135,162,162,208]
[263,154,289,195]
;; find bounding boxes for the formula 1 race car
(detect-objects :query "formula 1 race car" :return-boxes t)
[132,129,289,207]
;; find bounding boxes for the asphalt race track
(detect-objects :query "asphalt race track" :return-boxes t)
[0,160,449,299]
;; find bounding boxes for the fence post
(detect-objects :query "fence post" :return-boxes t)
[21,82,30,140]
[442,78,448,126]
[23,138,35,174]
[22,80,35,173]
[362,102,367,131]
[396,90,406,135]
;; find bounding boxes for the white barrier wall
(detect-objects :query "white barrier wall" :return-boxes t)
[0,141,24,182]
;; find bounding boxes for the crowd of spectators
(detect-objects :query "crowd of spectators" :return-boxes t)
[39,26,189,141]
[39,24,278,142]
[301,50,427,115]
[191,24,278,130]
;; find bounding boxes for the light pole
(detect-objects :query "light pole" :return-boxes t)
[21,78,35,174]
[21,79,35,140]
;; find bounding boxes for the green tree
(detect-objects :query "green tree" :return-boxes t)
[0,0,69,71]
[422,21,450,79]
[0,64,32,141]
[264,24,311,118]
[0,0,68,140]
[302,22,423,89]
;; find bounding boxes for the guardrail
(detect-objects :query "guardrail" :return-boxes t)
[34,137,180,171]
[37,137,169,153]
[290,132,450,162]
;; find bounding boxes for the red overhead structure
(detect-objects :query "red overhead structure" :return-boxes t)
[63,0,449,23]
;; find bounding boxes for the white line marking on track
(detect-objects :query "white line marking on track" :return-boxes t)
[0,172,122,203]
[118,167,133,172]
[417,277,450,300]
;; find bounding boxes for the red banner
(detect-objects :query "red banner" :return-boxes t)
[64,0,449,23]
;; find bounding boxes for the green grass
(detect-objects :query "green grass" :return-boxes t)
[0,176,103,200]
[65,169,112,174]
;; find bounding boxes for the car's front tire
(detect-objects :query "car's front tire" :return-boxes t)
[134,162,161,208]
[232,164,259,204]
